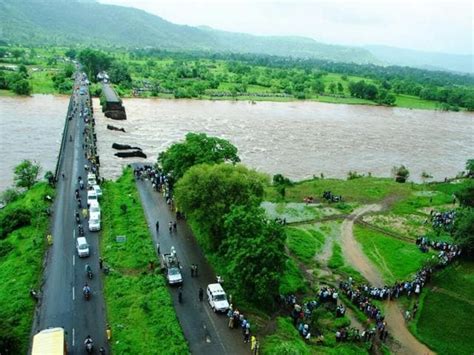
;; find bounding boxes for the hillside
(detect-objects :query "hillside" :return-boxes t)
[0,0,376,64]
[365,45,473,73]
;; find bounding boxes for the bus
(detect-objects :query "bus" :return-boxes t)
[32,327,67,355]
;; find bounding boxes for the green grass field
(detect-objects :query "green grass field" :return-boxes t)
[412,262,474,355]
[266,177,413,205]
[30,70,57,94]
[395,94,439,110]
[0,183,54,353]
[354,225,433,284]
[100,168,188,354]
[286,226,325,264]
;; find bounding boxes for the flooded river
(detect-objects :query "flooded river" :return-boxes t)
[94,98,473,182]
[0,95,68,192]
[1,95,472,192]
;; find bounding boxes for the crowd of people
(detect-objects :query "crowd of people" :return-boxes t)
[416,236,461,264]
[430,209,456,231]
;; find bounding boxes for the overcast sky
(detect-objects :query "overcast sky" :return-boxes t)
[100,0,473,55]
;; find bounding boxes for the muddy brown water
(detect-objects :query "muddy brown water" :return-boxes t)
[94,98,473,182]
[1,95,473,191]
[0,95,69,192]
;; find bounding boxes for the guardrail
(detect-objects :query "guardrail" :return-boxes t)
[53,91,75,182]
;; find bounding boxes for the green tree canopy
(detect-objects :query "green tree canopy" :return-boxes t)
[13,160,40,190]
[174,163,266,250]
[222,205,286,307]
[77,49,112,81]
[453,208,474,257]
[158,132,240,181]
[392,165,410,183]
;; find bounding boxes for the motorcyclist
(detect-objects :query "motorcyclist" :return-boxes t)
[85,263,92,274]
[83,283,91,296]
[84,335,93,352]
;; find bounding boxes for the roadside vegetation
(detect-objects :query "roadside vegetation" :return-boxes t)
[411,261,474,355]
[100,168,188,354]
[2,45,473,111]
[0,160,54,354]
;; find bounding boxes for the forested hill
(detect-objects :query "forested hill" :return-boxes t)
[0,0,376,64]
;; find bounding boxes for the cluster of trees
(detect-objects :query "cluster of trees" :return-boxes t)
[453,168,474,256]
[51,63,74,94]
[129,48,474,109]
[348,80,396,105]
[159,133,287,308]
[0,64,31,95]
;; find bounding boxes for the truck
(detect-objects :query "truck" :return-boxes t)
[160,247,183,285]
[32,327,67,355]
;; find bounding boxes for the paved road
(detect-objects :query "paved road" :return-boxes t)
[134,172,249,355]
[33,74,109,354]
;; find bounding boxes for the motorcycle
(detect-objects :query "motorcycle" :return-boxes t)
[78,224,84,237]
[84,338,93,353]
[87,269,93,280]
[83,287,91,301]
[75,211,80,224]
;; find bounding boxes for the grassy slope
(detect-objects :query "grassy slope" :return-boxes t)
[286,226,325,263]
[353,225,433,284]
[100,168,188,354]
[0,183,54,353]
[266,177,413,204]
[412,261,474,355]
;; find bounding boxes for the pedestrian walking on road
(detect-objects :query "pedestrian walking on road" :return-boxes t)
[178,287,183,304]
[99,257,103,269]
[173,221,177,231]
[244,327,250,343]
[106,324,112,341]
[156,243,160,254]
[194,264,199,277]
[169,221,173,233]
[199,287,204,302]
[155,220,159,232]
[99,347,106,355]
[190,265,195,277]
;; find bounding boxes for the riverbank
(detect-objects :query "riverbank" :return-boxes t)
[0,182,55,354]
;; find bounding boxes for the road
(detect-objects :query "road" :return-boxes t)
[134,171,249,355]
[33,73,109,354]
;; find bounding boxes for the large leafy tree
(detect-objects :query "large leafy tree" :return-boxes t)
[222,205,286,307]
[158,132,240,181]
[13,160,40,190]
[174,163,265,250]
[453,208,474,257]
[77,49,112,81]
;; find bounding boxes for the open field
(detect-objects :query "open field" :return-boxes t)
[0,183,54,353]
[412,261,474,355]
[354,225,434,284]
[100,168,188,354]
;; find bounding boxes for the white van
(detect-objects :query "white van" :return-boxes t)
[88,212,101,232]
[207,283,230,313]
[76,237,90,257]
[89,200,101,219]
[87,190,98,207]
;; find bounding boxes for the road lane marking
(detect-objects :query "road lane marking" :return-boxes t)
[72,328,75,347]
[72,286,75,301]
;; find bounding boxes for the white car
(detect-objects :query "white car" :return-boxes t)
[92,184,102,198]
[87,173,96,187]
[89,200,101,219]
[87,190,98,207]
[76,237,90,257]
[88,212,101,232]
[207,283,230,313]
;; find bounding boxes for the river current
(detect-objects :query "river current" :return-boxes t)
[1,95,473,192]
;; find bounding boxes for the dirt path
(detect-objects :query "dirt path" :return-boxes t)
[340,204,384,287]
[340,204,435,355]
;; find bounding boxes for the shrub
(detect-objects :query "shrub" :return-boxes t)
[0,207,32,239]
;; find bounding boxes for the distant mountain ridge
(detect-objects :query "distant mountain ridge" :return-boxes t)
[0,0,376,64]
[0,0,471,73]
[365,45,473,74]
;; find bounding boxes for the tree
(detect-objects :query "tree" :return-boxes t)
[456,184,474,208]
[0,188,20,205]
[158,132,240,181]
[453,208,474,256]
[77,49,112,81]
[392,165,410,183]
[175,163,266,250]
[466,159,474,178]
[337,82,344,94]
[222,205,286,307]
[13,160,40,190]
[328,82,336,94]
[11,79,31,95]
[108,61,132,87]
